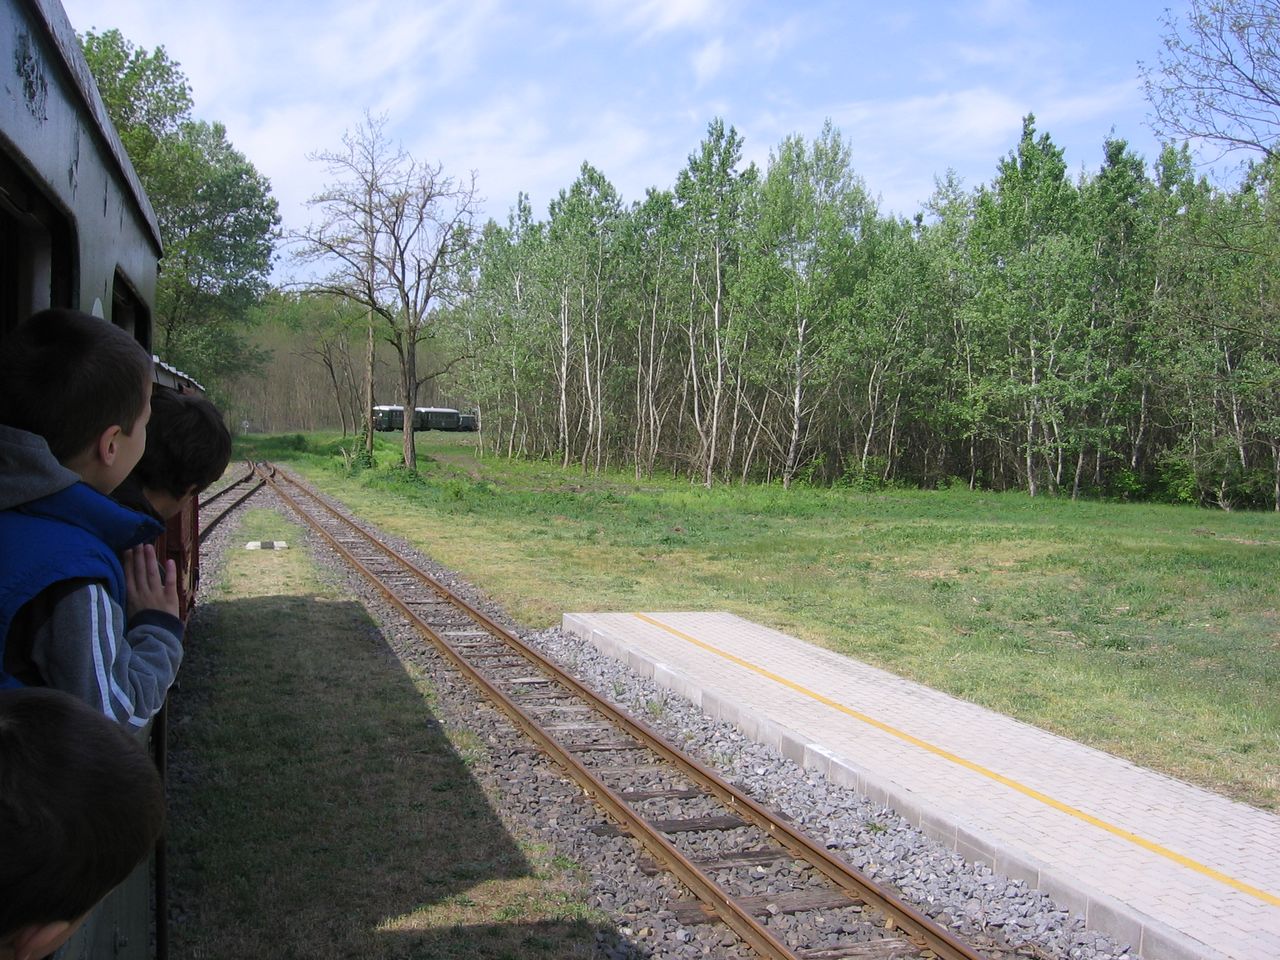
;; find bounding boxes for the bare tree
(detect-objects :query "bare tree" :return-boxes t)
[1143,0,1280,160]
[296,114,478,469]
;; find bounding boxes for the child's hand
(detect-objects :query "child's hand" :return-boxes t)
[124,544,179,620]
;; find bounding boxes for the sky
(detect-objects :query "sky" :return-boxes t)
[60,0,1200,278]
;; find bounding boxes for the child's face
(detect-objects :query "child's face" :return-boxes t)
[103,379,153,493]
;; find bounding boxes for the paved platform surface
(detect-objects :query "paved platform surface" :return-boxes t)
[562,611,1280,960]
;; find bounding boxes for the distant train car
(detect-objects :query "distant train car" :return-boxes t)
[373,404,405,431]
[457,412,478,431]
[415,406,460,431]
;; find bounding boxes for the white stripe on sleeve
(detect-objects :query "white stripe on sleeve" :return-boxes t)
[88,584,114,717]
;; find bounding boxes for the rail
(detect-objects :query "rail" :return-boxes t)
[197,462,265,544]
[258,462,993,960]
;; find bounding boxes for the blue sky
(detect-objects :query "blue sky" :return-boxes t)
[62,0,1198,270]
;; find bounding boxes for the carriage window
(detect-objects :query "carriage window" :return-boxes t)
[0,148,74,335]
[112,270,152,352]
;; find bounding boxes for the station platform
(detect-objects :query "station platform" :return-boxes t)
[562,611,1280,960]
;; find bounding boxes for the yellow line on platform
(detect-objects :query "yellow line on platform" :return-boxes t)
[633,612,1280,909]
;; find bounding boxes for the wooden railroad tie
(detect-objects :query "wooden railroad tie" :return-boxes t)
[637,847,793,875]
[668,887,859,925]
[590,814,747,837]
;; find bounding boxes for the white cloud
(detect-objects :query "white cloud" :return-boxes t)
[738,87,1028,217]
[59,0,1176,270]
[574,0,726,38]
[751,18,802,61]
[625,0,722,33]
[968,0,1033,28]
[693,37,726,86]
[1038,81,1146,128]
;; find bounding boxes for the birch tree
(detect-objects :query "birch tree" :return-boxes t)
[674,119,757,486]
[750,122,875,487]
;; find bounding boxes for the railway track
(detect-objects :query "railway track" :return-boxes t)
[257,462,1002,960]
[197,462,264,544]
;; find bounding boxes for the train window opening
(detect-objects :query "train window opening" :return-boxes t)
[0,146,74,335]
[112,269,152,351]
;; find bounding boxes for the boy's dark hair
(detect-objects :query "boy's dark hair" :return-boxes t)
[132,385,232,498]
[0,687,165,934]
[0,309,153,462]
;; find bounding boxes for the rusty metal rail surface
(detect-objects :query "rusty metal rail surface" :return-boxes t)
[198,462,264,544]
[258,462,991,960]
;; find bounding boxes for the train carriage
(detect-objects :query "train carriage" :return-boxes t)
[376,405,469,431]
[373,403,405,431]
[1,0,206,621]
[414,405,460,431]
[2,2,192,957]
[1,0,161,338]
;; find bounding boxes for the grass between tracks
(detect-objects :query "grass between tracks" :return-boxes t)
[235,432,1280,812]
[167,507,607,959]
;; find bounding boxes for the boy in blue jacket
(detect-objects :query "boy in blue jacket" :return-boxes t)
[0,310,182,729]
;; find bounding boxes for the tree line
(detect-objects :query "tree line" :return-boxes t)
[456,116,1280,509]
[78,1,1280,509]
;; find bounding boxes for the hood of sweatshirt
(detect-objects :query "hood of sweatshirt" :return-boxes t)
[0,425,80,512]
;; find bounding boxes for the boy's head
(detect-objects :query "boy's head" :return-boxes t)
[0,310,153,494]
[128,385,232,519]
[0,687,164,960]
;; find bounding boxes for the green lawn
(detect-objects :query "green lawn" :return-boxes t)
[235,432,1280,811]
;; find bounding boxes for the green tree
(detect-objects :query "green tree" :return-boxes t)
[80,28,190,176]
[969,115,1087,495]
[465,199,550,458]
[545,163,626,471]
[80,29,279,389]
[747,121,876,487]
[620,188,683,476]
[674,118,758,486]
[1068,138,1155,497]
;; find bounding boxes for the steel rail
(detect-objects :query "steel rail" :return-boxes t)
[198,464,265,544]
[257,465,800,958]
[198,461,257,508]
[262,464,986,960]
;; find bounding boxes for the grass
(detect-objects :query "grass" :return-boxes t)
[232,431,1280,812]
[167,507,609,959]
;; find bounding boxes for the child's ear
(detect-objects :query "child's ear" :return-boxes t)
[96,425,124,467]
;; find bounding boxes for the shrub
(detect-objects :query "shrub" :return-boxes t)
[1155,451,1199,505]
[837,454,889,491]
[1109,467,1146,501]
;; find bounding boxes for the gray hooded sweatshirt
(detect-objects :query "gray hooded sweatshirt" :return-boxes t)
[0,425,183,728]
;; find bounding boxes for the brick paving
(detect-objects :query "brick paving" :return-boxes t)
[563,611,1280,960]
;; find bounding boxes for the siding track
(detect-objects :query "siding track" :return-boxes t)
[197,462,264,544]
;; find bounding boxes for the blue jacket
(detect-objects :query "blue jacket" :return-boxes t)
[0,485,161,687]
[0,426,178,725]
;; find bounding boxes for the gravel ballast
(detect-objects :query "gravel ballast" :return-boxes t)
[194,485,1139,960]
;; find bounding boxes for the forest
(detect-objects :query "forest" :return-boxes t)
[79,4,1280,509]
[237,112,1280,510]
[451,116,1279,508]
